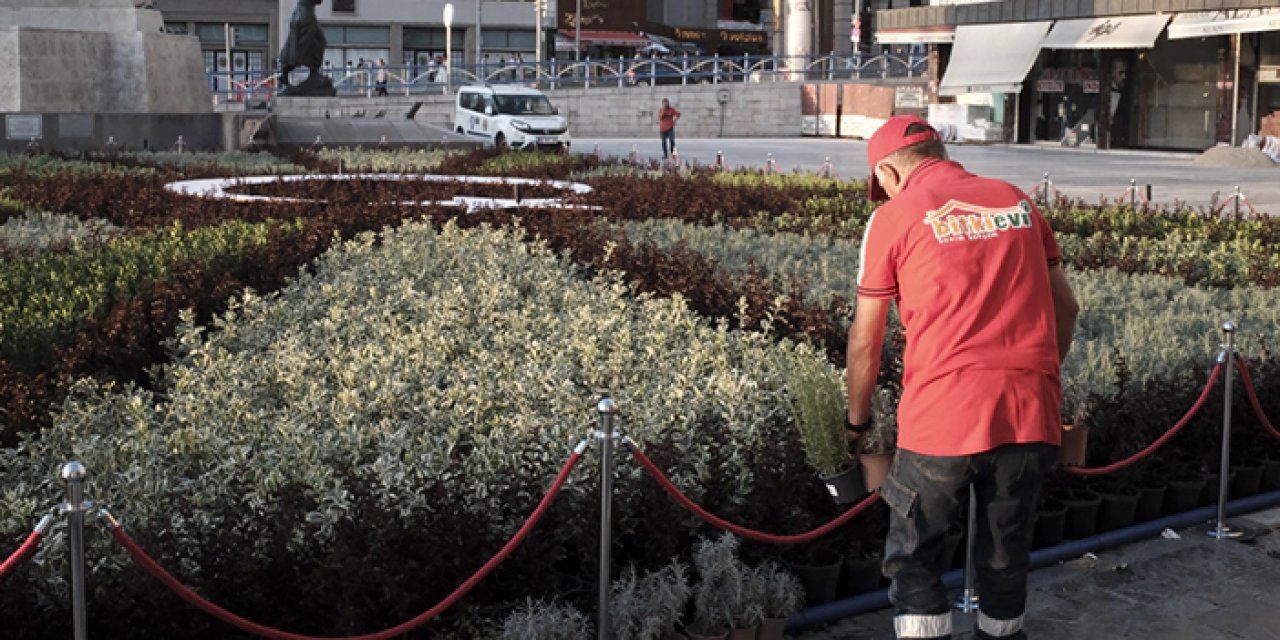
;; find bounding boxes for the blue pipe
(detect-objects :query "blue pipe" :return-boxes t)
[786,489,1280,632]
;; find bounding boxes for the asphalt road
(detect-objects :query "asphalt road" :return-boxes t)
[575,137,1280,215]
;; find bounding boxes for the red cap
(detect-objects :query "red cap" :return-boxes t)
[866,115,941,202]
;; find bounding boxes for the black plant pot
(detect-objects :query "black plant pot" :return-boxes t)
[1261,458,1280,492]
[783,550,843,608]
[1032,499,1067,549]
[1135,484,1166,522]
[837,555,883,598]
[1164,477,1205,515]
[1096,487,1141,532]
[1200,472,1236,506]
[1054,490,1101,539]
[820,465,867,506]
[1231,463,1264,498]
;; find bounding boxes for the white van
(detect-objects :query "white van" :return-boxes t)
[454,85,571,151]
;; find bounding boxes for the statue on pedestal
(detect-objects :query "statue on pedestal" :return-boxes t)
[278,0,336,97]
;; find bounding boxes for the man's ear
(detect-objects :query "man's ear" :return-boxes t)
[875,162,902,196]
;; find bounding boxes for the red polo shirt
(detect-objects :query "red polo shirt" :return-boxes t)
[857,159,1063,456]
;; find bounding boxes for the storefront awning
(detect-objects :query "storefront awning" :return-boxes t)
[561,30,649,48]
[939,21,1051,96]
[876,26,955,44]
[1168,8,1280,40]
[1042,15,1170,49]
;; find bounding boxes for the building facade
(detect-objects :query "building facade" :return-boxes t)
[155,0,279,95]
[873,0,1280,150]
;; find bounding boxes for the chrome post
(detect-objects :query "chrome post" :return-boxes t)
[1041,172,1051,211]
[953,484,979,612]
[62,461,90,640]
[1129,178,1137,210]
[597,397,618,640]
[1233,186,1241,220]
[1209,321,1243,539]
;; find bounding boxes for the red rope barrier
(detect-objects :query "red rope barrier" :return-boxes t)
[1236,359,1280,440]
[104,450,584,640]
[1064,363,1222,476]
[629,445,879,545]
[0,531,42,581]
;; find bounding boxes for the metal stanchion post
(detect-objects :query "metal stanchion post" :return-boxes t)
[1129,178,1137,210]
[953,484,979,612]
[1233,186,1241,220]
[61,461,91,640]
[1209,321,1243,539]
[597,397,618,640]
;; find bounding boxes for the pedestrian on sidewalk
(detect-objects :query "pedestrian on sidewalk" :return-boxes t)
[374,58,389,96]
[846,116,1079,640]
[658,98,681,159]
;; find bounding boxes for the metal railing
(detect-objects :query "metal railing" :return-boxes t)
[207,52,928,105]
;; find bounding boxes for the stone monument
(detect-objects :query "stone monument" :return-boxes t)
[0,0,211,114]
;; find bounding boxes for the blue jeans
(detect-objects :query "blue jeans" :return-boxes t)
[660,129,676,158]
[878,443,1057,639]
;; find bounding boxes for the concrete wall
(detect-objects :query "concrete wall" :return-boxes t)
[0,112,230,153]
[0,28,211,114]
[0,0,163,33]
[276,80,812,137]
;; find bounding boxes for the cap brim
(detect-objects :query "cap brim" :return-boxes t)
[868,173,888,202]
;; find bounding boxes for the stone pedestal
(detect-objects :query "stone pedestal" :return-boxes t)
[0,0,210,114]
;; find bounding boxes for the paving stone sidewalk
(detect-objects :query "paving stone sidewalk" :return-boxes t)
[791,507,1280,640]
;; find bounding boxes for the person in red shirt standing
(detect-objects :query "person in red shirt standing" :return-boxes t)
[846,116,1079,640]
[658,98,681,159]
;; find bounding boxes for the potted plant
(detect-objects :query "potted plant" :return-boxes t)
[837,538,883,598]
[686,534,744,640]
[777,349,861,504]
[753,562,803,640]
[1091,479,1140,532]
[1059,380,1092,467]
[610,560,690,640]
[1032,496,1067,549]
[1049,485,1101,539]
[500,598,593,640]
[854,385,900,492]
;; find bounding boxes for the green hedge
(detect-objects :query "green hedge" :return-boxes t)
[0,222,839,638]
[0,218,299,371]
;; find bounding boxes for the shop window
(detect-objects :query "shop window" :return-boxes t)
[164,22,189,35]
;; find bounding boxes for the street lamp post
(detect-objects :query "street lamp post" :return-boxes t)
[534,0,543,66]
[575,0,582,65]
[444,2,454,93]
[475,0,482,78]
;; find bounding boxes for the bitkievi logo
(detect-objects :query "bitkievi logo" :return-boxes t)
[923,199,1034,243]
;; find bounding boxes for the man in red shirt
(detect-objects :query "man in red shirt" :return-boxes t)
[658,98,681,159]
[846,116,1079,640]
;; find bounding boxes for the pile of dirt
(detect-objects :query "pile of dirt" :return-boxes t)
[1193,145,1277,168]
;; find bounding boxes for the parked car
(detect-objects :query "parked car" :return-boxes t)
[453,84,570,151]
[626,62,688,86]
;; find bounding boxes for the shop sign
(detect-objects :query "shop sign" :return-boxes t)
[895,86,925,109]
[1036,79,1065,93]
[674,28,709,42]
[720,30,766,46]
[1083,79,1100,94]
